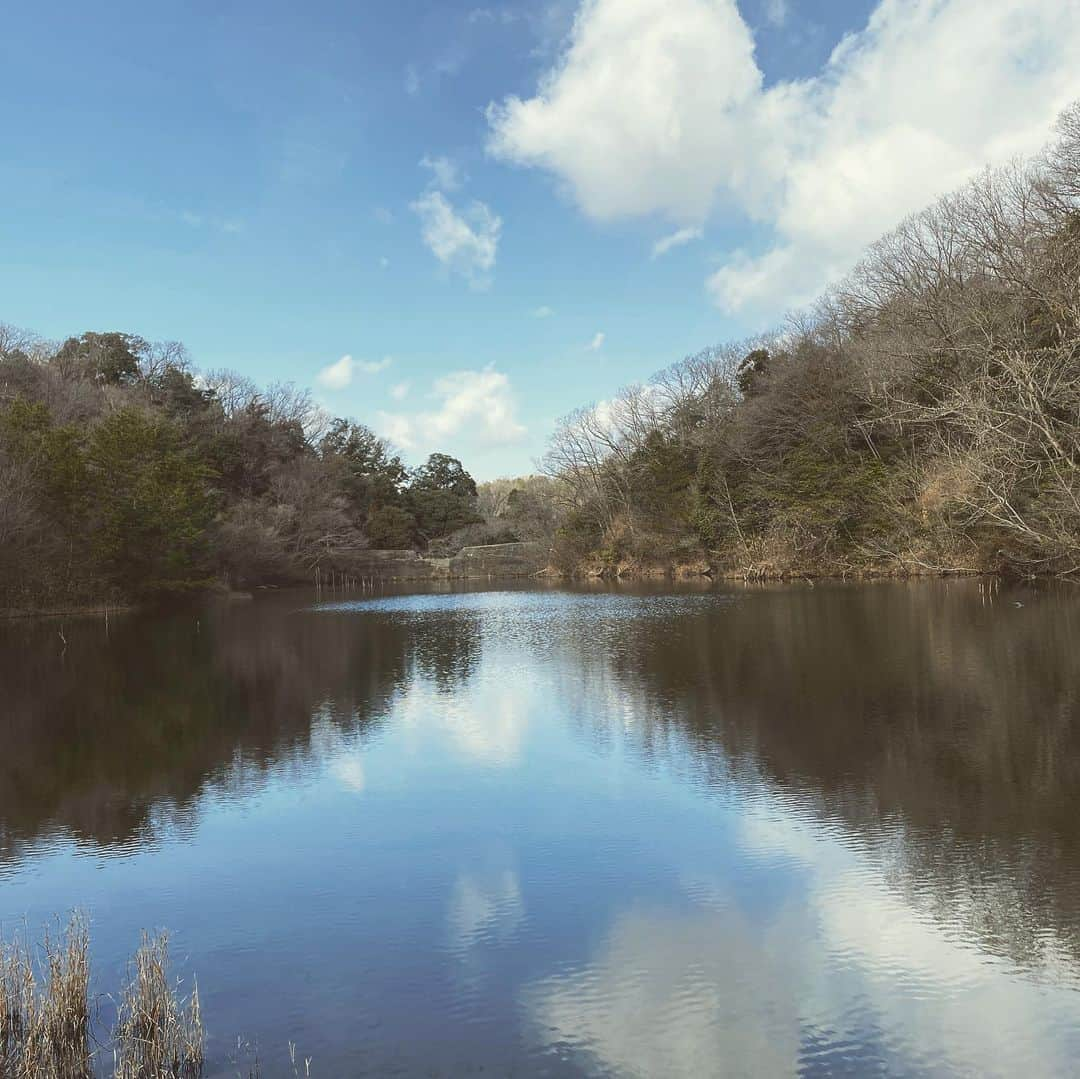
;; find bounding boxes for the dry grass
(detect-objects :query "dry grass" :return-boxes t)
[0,914,91,1078]
[111,932,203,1079]
[0,921,310,1078]
[0,918,206,1079]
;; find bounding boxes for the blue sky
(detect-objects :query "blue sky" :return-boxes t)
[2,0,1077,477]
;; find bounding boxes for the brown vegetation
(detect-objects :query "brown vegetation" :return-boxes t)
[542,103,1080,581]
[0,918,204,1079]
[1,916,90,1077]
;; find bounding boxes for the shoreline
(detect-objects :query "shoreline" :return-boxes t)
[561,555,997,584]
[0,602,136,622]
[0,566,1038,621]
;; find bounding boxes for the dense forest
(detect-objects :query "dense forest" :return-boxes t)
[544,103,1080,580]
[0,329,555,609]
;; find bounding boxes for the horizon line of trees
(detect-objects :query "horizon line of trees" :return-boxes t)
[541,102,1080,579]
[0,329,502,607]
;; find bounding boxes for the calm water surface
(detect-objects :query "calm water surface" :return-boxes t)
[2,580,1080,1076]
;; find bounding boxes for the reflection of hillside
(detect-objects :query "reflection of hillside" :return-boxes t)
[0,594,480,858]
[585,581,1080,969]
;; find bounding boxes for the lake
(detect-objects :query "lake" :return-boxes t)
[2,579,1080,1077]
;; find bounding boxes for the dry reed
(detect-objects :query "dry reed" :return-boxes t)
[0,914,91,1078]
[111,932,203,1079]
[0,920,308,1078]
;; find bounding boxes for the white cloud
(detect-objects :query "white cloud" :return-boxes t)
[377,365,526,451]
[651,226,703,259]
[330,755,366,793]
[404,63,421,97]
[525,776,1080,1079]
[376,411,416,450]
[360,356,393,374]
[488,0,1080,314]
[420,154,464,192]
[316,355,355,390]
[763,0,788,28]
[315,354,392,391]
[532,305,555,318]
[487,0,761,224]
[447,869,524,955]
[587,332,605,351]
[412,190,502,287]
[389,380,411,401]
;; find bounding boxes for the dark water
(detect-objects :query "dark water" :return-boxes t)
[3,579,1080,1077]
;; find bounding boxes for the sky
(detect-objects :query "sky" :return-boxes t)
[2,0,1079,478]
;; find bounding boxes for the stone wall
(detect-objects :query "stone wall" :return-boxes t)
[447,542,547,579]
[340,542,548,581]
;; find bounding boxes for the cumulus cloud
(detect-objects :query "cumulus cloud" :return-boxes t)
[420,154,464,191]
[651,226,703,259]
[316,355,355,390]
[487,0,1080,314]
[412,190,502,287]
[532,305,555,318]
[389,380,411,401]
[587,332,605,351]
[487,0,761,224]
[377,365,526,451]
[316,354,392,391]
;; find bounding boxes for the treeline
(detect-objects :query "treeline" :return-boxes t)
[545,103,1080,579]
[0,330,513,608]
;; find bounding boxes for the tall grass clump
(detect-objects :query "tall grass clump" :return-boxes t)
[0,914,91,1077]
[112,932,204,1079]
[0,919,308,1078]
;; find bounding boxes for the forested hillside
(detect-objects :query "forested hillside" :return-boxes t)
[6,105,1079,602]
[544,104,1080,580]
[0,332,494,609]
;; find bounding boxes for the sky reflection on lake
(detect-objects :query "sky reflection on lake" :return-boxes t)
[2,580,1080,1076]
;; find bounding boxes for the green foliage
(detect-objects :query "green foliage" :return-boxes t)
[54,331,144,385]
[0,398,86,521]
[765,446,895,540]
[0,326,504,605]
[366,505,418,549]
[406,486,482,540]
[406,453,481,540]
[736,348,771,397]
[626,429,696,524]
[85,409,218,597]
[410,453,478,498]
[319,418,407,514]
[550,509,602,573]
[148,364,216,419]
